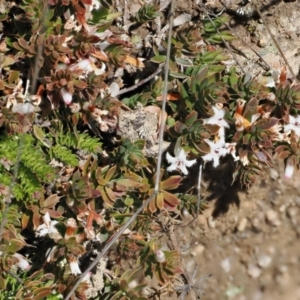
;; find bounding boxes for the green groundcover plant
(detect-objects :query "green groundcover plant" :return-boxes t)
[0,0,299,299]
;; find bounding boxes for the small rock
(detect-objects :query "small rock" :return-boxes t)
[279,204,286,213]
[269,168,279,180]
[258,38,268,47]
[190,244,205,257]
[251,217,260,229]
[248,263,261,278]
[257,254,272,268]
[207,216,216,228]
[266,209,281,226]
[287,207,297,219]
[294,197,300,206]
[237,218,248,232]
[221,258,231,273]
[277,265,288,274]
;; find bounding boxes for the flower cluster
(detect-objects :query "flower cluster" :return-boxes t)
[201,106,238,168]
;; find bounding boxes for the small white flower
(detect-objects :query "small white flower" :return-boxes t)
[284,157,294,179]
[284,115,300,137]
[202,139,228,168]
[70,56,106,76]
[12,253,31,270]
[36,212,62,242]
[225,143,239,161]
[69,258,82,275]
[203,106,229,128]
[155,250,166,263]
[60,87,73,105]
[166,148,196,175]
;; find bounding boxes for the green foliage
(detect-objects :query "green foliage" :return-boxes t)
[202,15,236,44]
[1,0,299,298]
[0,133,56,201]
[134,5,159,23]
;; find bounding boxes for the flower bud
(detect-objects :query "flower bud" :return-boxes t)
[155,250,165,263]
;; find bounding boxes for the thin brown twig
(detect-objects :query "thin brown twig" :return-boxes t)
[251,0,296,80]
[116,63,164,97]
[203,2,271,71]
[63,1,176,298]
[201,6,246,74]
[182,163,203,227]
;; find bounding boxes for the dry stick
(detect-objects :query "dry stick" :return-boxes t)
[116,63,164,97]
[204,2,271,72]
[251,0,296,81]
[182,164,203,227]
[63,0,176,299]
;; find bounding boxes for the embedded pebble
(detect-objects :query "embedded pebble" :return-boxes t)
[237,218,248,232]
[247,264,261,278]
[208,216,216,228]
[258,38,268,48]
[266,209,281,226]
[251,217,260,229]
[269,168,279,180]
[287,207,297,219]
[257,254,272,268]
[190,244,205,257]
[221,258,231,273]
[294,197,300,206]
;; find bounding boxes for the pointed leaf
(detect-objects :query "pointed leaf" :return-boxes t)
[162,190,180,208]
[185,111,198,126]
[43,194,60,208]
[156,192,164,210]
[105,165,116,181]
[160,176,181,190]
[33,125,45,142]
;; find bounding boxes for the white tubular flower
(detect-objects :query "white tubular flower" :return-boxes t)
[36,212,62,242]
[166,148,197,175]
[155,250,166,263]
[70,56,106,76]
[284,115,300,137]
[203,106,229,128]
[202,139,228,168]
[225,143,239,161]
[69,257,82,275]
[12,253,31,270]
[284,157,294,179]
[60,87,73,105]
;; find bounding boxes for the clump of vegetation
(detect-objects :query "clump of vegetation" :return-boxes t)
[0,0,299,299]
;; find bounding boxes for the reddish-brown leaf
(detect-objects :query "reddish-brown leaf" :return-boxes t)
[162,191,180,208]
[160,176,181,190]
[43,194,61,208]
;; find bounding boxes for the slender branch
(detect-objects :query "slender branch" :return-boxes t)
[251,0,296,80]
[202,2,271,71]
[63,1,176,299]
[202,7,246,74]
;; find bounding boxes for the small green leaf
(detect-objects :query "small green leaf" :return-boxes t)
[33,125,45,142]
[151,55,166,63]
